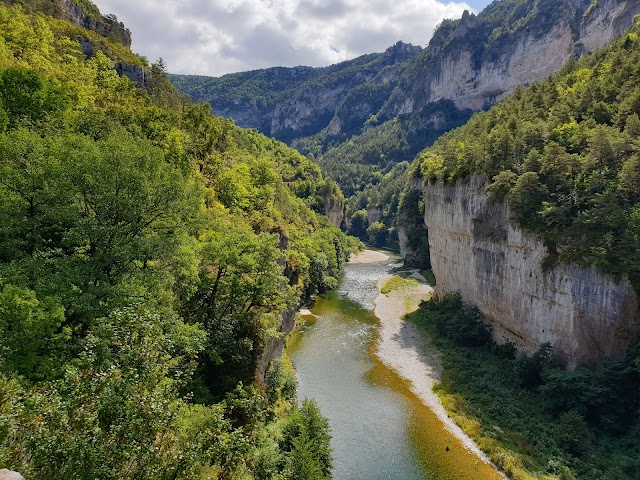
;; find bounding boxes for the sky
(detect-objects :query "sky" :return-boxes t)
[91,0,493,77]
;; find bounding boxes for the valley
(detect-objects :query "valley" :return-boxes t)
[0,0,639,479]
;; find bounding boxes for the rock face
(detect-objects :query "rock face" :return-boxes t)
[60,0,131,47]
[115,62,152,88]
[75,35,94,56]
[324,198,344,228]
[427,21,573,111]
[10,0,132,47]
[579,0,640,52]
[424,176,638,367]
[255,308,296,383]
[385,0,640,115]
[0,470,25,480]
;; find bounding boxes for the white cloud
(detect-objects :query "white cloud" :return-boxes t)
[91,0,474,76]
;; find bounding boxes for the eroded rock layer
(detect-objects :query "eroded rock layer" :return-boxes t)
[424,176,638,367]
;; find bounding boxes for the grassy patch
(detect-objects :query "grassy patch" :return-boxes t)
[380,274,420,295]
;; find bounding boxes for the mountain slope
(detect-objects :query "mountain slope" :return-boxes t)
[172,0,640,201]
[0,2,355,478]
[170,41,421,145]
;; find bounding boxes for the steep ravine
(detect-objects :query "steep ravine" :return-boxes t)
[423,175,639,368]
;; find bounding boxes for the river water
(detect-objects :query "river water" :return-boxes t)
[288,253,501,480]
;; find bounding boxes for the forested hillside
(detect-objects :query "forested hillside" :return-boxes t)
[0,2,356,478]
[170,41,421,146]
[418,19,640,291]
[401,18,640,480]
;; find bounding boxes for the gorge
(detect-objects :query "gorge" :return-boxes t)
[1,0,639,478]
[172,0,640,367]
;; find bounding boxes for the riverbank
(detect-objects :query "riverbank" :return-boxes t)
[347,250,503,476]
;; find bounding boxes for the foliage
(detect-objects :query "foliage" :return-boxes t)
[417,19,640,290]
[413,295,640,480]
[0,3,345,477]
[280,399,333,479]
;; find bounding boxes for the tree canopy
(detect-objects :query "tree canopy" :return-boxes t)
[0,3,352,477]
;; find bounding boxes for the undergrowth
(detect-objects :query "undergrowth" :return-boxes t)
[410,294,640,480]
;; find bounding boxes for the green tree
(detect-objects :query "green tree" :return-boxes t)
[281,399,333,479]
[186,219,293,392]
[507,172,548,228]
[0,66,70,127]
[367,221,388,247]
[349,209,368,240]
[0,284,68,380]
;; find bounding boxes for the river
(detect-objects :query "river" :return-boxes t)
[287,251,503,480]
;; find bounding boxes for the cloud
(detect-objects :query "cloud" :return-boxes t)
[91,0,476,76]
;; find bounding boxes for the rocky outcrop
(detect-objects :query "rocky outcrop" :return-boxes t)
[115,62,152,88]
[579,0,640,52]
[8,0,132,47]
[324,198,344,228]
[75,35,94,57]
[427,21,574,111]
[0,470,25,480]
[255,308,297,383]
[424,175,638,367]
[61,0,131,47]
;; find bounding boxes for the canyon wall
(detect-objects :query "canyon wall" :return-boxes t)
[388,0,640,115]
[424,176,638,367]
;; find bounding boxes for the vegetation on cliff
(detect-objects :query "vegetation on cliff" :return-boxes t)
[170,0,606,253]
[418,18,640,290]
[1,0,132,47]
[0,2,355,477]
[407,17,640,477]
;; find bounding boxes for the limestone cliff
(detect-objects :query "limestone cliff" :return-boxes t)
[397,176,430,268]
[324,198,344,228]
[4,0,131,47]
[59,0,131,47]
[115,61,152,88]
[384,0,640,115]
[579,0,640,52]
[255,308,297,383]
[424,176,638,367]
